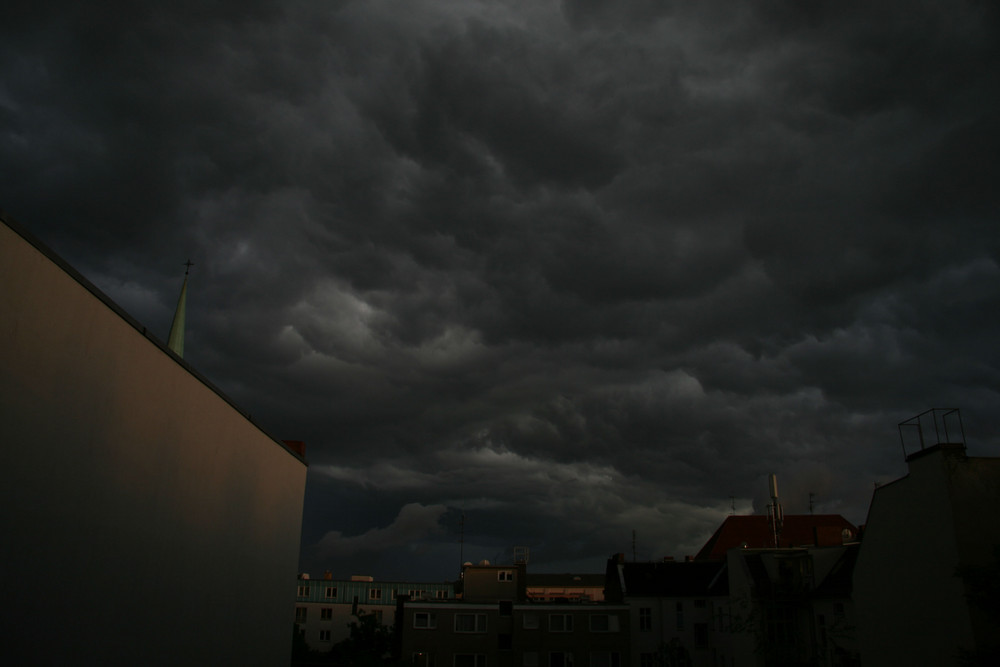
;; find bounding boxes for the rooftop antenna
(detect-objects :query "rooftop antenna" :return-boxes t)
[459,511,465,575]
[632,529,637,561]
[730,496,736,515]
[809,492,815,514]
[767,474,783,548]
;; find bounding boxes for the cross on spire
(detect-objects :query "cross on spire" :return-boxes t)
[183,259,194,275]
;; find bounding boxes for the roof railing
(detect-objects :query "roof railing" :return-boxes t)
[898,408,965,460]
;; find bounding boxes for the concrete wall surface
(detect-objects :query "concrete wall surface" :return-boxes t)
[0,218,307,665]
[853,448,975,666]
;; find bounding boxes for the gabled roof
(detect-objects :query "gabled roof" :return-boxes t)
[695,514,858,561]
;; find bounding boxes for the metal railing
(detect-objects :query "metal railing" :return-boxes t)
[898,408,965,459]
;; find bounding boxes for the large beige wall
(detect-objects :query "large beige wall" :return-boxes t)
[853,448,975,666]
[1,218,307,665]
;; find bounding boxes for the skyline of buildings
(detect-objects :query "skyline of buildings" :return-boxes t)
[5,209,997,665]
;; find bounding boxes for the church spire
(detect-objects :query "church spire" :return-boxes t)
[167,260,193,357]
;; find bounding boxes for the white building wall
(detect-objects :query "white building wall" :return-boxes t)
[0,218,307,665]
[853,447,975,666]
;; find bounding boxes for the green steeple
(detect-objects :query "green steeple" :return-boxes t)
[167,260,192,357]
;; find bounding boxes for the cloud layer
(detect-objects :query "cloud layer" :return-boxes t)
[3,0,999,579]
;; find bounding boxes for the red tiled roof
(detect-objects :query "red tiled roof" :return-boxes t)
[694,514,858,560]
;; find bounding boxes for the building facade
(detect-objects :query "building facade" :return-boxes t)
[398,562,629,667]
[295,573,456,651]
[853,429,1000,665]
[0,213,308,665]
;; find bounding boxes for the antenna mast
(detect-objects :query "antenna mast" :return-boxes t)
[767,474,784,548]
[459,512,465,573]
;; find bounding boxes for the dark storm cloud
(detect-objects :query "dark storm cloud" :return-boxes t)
[3,0,999,579]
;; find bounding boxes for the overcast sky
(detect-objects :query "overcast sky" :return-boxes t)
[3,0,999,581]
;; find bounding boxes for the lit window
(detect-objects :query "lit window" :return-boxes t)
[549,614,574,633]
[295,607,308,623]
[370,588,382,600]
[454,654,486,667]
[498,570,514,582]
[321,608,333,621]
[414,612,437,629]
[325,586,337,599]
[639,608,652,632]
[455,613,487,633]
[319,630,331,642]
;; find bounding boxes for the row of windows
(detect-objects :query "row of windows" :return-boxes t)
[413,613,620,633]
[298,586,451,600]
[411,652,620,667]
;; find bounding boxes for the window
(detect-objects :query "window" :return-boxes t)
[498,633,512,650]
[524,653,539,667]
[321,608,333,620]
[549,652,574,667]
[297,585,310,597]
[498,570,514,582]
[455,613,487,633]
[499,601,513,617]
[639,654,656,667]
[373,610,384,623]
[436,589,449,599]
[639,607,652,632]
[694,599,706,608]
[676,602,684,630]
[325,586,337,599]
[454,655,486,667]
[549,614,573,633]
[414,612,437,629]
[295,607,308,623]
[370,588,382,600]
[523,614,539,629]
[409,589,425,599]
[589,653,620,667]
[694,623,709,648]
[319,630,331,642]
[391,589,398,600]
[589,614,618,632]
